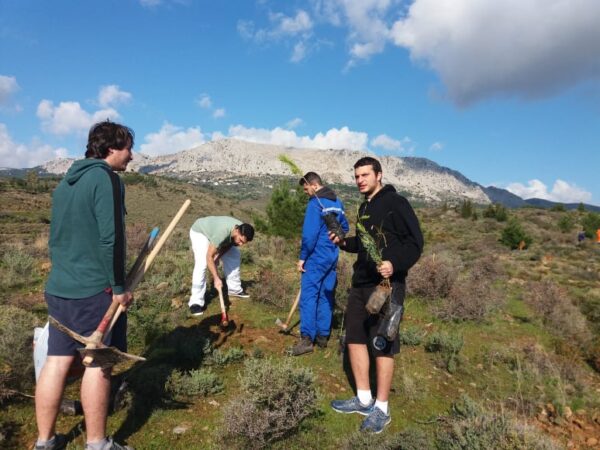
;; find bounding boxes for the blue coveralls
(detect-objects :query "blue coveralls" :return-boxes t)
[299,190,349,340]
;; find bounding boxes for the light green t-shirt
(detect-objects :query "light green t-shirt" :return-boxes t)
[191,216,242,249]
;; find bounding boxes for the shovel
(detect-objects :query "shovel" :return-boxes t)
[275,289,301,333]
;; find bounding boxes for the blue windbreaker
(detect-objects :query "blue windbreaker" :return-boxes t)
[299,186,349,266]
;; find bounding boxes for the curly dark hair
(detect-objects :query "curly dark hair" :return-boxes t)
[85,120,135,159]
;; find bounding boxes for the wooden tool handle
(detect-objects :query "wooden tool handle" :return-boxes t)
[106,199,192,337]
[217,286,228,325]
[285,289,301,326]
[85,199,191,366]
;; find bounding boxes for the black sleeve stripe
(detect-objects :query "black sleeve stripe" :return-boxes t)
[102,167,126,287]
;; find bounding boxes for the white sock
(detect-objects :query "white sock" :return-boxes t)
[374,399,389,415]
[85,438,109,450]
[36,436,56,447]
[357,389,372,405]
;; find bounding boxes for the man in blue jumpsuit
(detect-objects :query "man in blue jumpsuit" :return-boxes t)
[291,172,349,356]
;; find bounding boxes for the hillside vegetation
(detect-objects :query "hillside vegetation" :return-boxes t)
[1,174,599,449]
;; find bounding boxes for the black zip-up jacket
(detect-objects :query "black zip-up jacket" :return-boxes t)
[343,185,423,287]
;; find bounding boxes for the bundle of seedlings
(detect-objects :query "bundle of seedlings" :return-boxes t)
[356,217,390,314]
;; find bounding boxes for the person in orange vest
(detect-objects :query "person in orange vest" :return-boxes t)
[596,228,600,243]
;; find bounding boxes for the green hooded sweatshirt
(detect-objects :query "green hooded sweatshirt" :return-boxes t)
[46,158,127,298]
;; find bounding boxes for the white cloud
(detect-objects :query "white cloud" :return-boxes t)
[286,117,304,129]
[315,0,395,66]
[390,0,600,105]
[268,10,313,39]
[37,100,119,135]
[197,94,212,109]
[140,0,162,7]
[291,41,308,62]
[0,123,67,168]
[371,134,414,154]
[0,75,19,106]
[238,10,314,61]
[98,85,132,108]
[506,179,592,203]
[140,122,205,156]
[212,108,226,118]
[227,124,369,151]
[429,141,443,151]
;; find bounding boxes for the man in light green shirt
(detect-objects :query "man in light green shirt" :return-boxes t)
[189,216,255,315]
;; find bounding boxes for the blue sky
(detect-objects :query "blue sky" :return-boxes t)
[1,0,599,205]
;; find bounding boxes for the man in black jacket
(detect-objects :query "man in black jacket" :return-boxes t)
[329,157,423,433]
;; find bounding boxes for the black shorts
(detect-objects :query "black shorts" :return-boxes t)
[46,290,127,357]
[345,283,405,357]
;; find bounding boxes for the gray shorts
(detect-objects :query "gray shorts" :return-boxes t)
[46,290,127,356]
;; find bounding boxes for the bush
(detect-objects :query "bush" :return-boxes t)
[437,404,563,450]
[556,213,575,233]
[262,180,307,238]
[483,203,508,222]
[524,281,592,351]
[434,258,505,322]
[206,346,245,367]
[458,199,474,219]
[340,428,432,450]
[425,331,464,373]
[399,325,426,346]
[253,267,298,310]
[581,212,600,238]
[165,368,223,399]
[0,246,39,290]
[407,253,460,300]
[500,219,532,249]
[0,306,40,402]
[220,357,318,448]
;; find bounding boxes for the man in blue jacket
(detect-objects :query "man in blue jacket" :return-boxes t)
[291,172,349,356]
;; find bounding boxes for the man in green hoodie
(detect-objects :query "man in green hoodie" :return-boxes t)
[34,121,135,450]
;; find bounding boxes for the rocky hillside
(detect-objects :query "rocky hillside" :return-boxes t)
[32,139,491,204]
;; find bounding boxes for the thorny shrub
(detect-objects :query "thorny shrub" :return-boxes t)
[525,280,593,352]
[407,253,460,300]
[340,428,432,450]
[253,267,298,310]
[434,257,505,322]
[220,357,318,449]
[0,306,40,402]
[436,395,563,450]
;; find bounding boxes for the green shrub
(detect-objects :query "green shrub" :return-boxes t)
[550,203,566,212]
[483,203,508,222]
[262,180,307,238]
[557,213,575,233]
[165,368,223,399]
[581,212,600,238]
[425,331,464,373]
[0,247,39,290]
[399,325,425,346]
[0,306,39,401]
[340,428,432,450]
[206,347,245,367]
[220,357,318,448]
[459,199,474,219]
[500,219,532,249]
